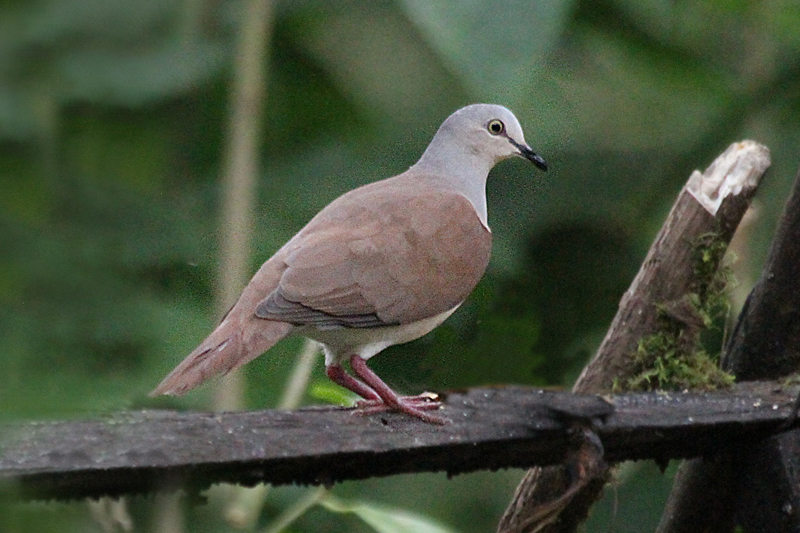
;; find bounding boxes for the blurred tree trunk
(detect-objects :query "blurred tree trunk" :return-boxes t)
[206,1,276,529]
[213,0,275,413]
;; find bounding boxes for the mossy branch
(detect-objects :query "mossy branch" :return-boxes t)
[622,232,736,392]
[500,141,770,533]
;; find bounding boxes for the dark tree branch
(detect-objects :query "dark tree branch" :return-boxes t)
[0,382,796,502]
[658,165,800,533]
[723,169,800,379]
[577,141,769,392]
[499,141,770,533]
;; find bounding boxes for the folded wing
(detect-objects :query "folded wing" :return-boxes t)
[256,180,492,329]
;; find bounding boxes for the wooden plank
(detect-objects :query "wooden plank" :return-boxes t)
[0,382,795,501]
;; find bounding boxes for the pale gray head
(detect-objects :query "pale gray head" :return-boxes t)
[412,104,547,225]
[442,104,546,170]
[416,103,547,175]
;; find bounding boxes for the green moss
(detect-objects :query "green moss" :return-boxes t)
[618,232,736,392]
[692,232,735,320]
[782,374,800,388]
[623,328,735,391]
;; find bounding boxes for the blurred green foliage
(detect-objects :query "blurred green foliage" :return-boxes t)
[2,0,800,532]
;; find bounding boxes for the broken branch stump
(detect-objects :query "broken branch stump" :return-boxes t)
[499,141,770,533]
[658,163,800,533]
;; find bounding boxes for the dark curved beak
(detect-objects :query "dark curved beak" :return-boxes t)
[509,138,548,171]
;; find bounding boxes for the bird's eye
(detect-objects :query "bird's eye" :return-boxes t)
[487,119,505,135]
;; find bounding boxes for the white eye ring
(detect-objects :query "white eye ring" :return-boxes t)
[487,119,505,135]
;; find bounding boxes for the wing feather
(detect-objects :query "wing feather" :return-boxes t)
[255,178,491,329]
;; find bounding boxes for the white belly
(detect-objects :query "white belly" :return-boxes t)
[300,306,460,366]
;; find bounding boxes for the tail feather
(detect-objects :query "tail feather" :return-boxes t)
[150,318,292,397]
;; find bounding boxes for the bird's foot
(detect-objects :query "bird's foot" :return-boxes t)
[354,392,442,411]
[331,357,450,424]
[353,393,449,425]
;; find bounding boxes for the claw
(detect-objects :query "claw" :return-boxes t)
[326,356,450,424]
[352,396,449,424]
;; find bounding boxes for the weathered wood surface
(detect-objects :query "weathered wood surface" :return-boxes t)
[0,382,796,502]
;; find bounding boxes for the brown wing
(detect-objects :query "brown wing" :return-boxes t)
[255,180,492,329]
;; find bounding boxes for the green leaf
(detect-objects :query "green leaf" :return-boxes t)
[400,0,572,98]
[56,41,229,105]
[308,380,359,406]
[321,496,457,533]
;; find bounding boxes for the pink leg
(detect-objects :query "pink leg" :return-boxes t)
[326,364,381,401]
[349,355,447,425]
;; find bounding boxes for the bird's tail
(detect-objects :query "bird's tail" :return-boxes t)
[150,317,293,397]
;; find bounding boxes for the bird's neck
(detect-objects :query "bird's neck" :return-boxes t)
[411,137,493,227]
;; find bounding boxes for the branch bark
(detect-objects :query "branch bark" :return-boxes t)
[577,141,769,392]
[0,383,796,502]
[499,141,770,533]
[657,164,800,533]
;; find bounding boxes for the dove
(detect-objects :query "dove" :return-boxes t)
[152,103,547,423]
